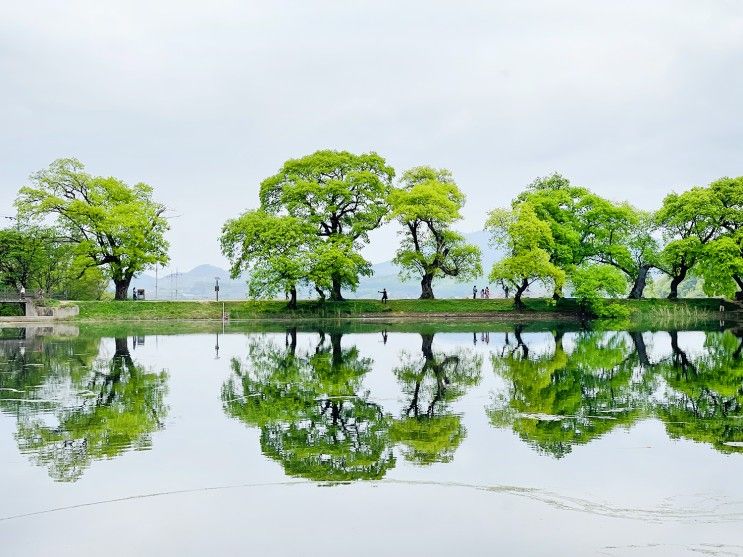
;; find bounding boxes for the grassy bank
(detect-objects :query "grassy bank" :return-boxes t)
[66,297,735,324]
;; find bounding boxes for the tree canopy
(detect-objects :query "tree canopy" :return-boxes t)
[16,158,169,300]
[388,166,481,298]
[486,203,565,308]
[258,150,394,300]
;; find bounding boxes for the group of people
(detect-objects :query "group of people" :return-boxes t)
[473,285,491,299]
[472,284,509,299]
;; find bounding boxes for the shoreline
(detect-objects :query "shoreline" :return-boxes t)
[1,297,739,329]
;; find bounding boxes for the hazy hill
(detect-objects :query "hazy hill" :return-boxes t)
[128,264,247,300]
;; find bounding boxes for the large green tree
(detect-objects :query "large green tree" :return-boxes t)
[486,203,565,308]
[697,177,743,299]
[580,199,659,299]
[259,150,394,300]
[655,187,722,299]
[16,158,169,300]
[513,173,591,298]
[388,166,481,299]
[220,210,316,308]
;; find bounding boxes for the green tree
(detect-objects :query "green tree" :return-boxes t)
[581,200,660,299]
[486,203,565,308]
[513,173,591,298]
[388,166,481,299]
[389,333,482,464]
[698,176,743,299]
[0,225,105,298]
[16,158,170,300]
[259,150,394,300]
[697,236,743,298]
[655,187,722,299]
[221,210,316,308]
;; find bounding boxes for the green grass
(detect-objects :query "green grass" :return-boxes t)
[66,296,736,325]
[72,297,564,320]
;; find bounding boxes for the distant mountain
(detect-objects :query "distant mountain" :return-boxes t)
[127,265,246,300]
[125,230,504,300]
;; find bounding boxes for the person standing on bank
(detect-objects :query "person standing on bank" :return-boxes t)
[473,285,477,299]
[379,288,388,303]
[19,285,25,299]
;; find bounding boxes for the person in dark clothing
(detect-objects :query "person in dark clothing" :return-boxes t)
[132,287,137,301]
[379,288,388,303]
[473,285,477,299]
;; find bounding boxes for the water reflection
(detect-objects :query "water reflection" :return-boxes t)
[488,327,743,457]
[488,329,651,458]
[655,329,743,453]
[0,332,168,481]
[2,323,743,485]
[389,333,482,465]
[222,329,395,481]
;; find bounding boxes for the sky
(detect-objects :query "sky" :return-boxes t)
[1,0,742,274]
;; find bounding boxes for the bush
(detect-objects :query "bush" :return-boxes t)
[571,265,628,317]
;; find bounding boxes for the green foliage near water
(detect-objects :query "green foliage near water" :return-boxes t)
[5,154,743,310]
[14,158,169,300]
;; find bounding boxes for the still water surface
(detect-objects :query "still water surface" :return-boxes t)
[1,323,742,556]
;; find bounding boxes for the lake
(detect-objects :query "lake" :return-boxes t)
[1,322,742,556]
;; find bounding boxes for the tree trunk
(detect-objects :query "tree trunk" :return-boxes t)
[330,332,343,369]
[286,327,297,355]
[630,331,650,368]
[314,285,326,301]
[287,285,297,309]
[114,277,132,300]
[668,267,687,300]
[421,333,435,361]
[330,274,344,301]
[514,279,528,309]
[628,265,650,299]
[420,274,435,299]
[734,275,743,301]
[552,283,563,301]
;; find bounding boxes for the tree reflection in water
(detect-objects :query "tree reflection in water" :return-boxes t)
[0,335,168,482]
[223,329,395,481]
[488,326,743,457]
[389,333,482,464]
[655,328,743,453]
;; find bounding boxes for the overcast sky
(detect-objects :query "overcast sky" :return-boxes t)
[1,0,742,273]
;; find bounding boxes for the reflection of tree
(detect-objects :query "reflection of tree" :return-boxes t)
[222,330,395,481]
[655,330,743,453]
[488,330,648,458]
[0,337,168,482]
[389,333,481,464]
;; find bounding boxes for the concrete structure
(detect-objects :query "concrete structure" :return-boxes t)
[0,292,79,321]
